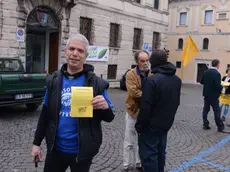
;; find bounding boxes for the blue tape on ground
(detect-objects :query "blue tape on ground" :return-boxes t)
[198,159,230,171]
[169,135,230,172]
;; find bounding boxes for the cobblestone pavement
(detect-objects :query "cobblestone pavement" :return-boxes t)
[1,85,230,172]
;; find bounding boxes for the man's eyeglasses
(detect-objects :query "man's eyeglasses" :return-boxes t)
[139,59,149,63]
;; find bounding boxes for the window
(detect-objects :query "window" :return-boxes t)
[80,17,92,44]
[27,7,59,30]
[154,0,159,10]
[107,65,117,79]
[0,59,24,72]
[178,38,183,50]
[227,64,230,69]
[219,13,227,20]
[134,0,141,3]
[133,28,142,50]
[152,32,160,50]
[176,61,181,68]
[204,10,213,24]
[109,23,120,47]
[203,38,209,50]
[131,64,137,69]
[179,12,187,25]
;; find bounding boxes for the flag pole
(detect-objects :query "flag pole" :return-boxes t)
[196,35,210,68]
[199,54,209,68]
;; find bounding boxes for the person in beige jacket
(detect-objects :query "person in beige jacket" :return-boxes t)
[122,50,151,172]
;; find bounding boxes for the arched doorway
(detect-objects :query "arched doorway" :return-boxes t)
[26,6,60,74]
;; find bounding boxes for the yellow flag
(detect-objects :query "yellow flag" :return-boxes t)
[181,35,199,67]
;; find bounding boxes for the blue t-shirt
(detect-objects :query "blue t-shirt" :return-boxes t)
[43,75,114,153]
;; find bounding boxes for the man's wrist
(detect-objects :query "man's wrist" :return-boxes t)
[33,139,41,147]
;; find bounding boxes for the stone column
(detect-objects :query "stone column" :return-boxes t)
[0,0,3,40]
[60,7,71,66]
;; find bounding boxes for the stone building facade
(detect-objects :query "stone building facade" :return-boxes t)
[0,0,169,82]
[168,0,230,84]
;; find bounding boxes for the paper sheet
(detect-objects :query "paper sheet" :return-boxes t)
[220,93,230,105]
[70,87,93,118]
[221,81,230,87]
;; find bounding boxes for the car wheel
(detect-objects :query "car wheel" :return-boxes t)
[26,103,39,111]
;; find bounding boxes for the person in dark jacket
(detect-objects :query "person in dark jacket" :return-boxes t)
[201,59,224,132]
[135,50,182,172]
[220,68,230,121]
[31,34,115,172]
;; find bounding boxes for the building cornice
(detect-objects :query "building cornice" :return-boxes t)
[78,0,169,27]
[120,0,169,15]
[169,0,217,8]
[167,32,230,35]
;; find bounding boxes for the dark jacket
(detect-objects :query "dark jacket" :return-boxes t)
[222,76,230,94]
[201,68,223,98]
[33,64,115,160]
[135,62,182,135]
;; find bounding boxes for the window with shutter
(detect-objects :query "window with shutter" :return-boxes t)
[154,0,159,10]
[176,61,181,68]
[178,38,183,49]
[203,38,209,50]
[109,23,120,47]
[152,32,160,50]
[107,65,117,79]
[218,13,227,20]
[179,12,187,25]
[204,10,213,24]
[80,17,92,45]
[133,28,142,50]
[134,0,141,3]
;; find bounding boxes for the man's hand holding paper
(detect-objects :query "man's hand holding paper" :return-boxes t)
[221,81,230,87]
[92,95,109,110]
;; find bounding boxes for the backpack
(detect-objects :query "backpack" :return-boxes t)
[120,69,131,91]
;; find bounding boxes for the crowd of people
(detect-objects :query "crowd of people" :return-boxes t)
[30,33,208,172]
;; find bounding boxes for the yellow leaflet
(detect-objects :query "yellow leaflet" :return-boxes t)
[70,87,93,118]
[220,93,230,105]
[221,81,230,87]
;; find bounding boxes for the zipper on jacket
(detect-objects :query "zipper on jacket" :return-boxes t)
[77,118,80,160]
[77,74,93,160]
